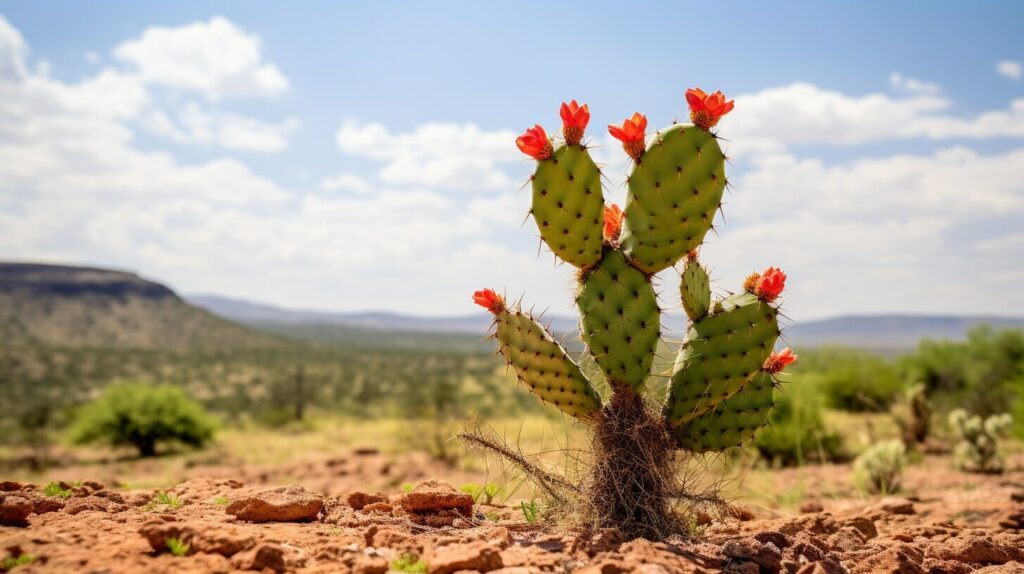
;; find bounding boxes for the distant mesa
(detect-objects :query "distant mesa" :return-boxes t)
[0,263,175,299]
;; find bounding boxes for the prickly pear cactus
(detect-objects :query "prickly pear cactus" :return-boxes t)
[478,89,796,455]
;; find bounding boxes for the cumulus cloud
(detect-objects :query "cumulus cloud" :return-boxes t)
[335,121,520,191]
[996,59,1022,81]
[144,103,299,153]
[113,16,289,100]
[890,71,941,94]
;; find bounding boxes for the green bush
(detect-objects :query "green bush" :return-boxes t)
[70,383,215,457]
[799,348,905,412]
[853,440,906,495]
[950,409,1013,473]
[755,379,845,466]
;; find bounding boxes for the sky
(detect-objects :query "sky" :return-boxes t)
[1,1,1023,321]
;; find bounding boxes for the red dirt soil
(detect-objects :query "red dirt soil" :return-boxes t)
[2,451,1023,573]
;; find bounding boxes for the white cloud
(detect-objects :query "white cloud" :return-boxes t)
[890,71,941,94]
[113,16,289,100]
[996,59,1022,81]
[320,173,374,194]
[0,14,27,80]
[335,120,520,191]
[144,103,298,153]
[729,82,1024,151]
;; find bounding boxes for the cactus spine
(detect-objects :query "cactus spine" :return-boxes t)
[481,90,796,535]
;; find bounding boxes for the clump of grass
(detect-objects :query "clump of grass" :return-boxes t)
[166,538,190,557]
[390,553,427,574]
[43,482,72,499]
[520,500,541,523]
[213,495,230,506]
[144,491,184,511]
[1,554,36,570]
[459,482,502,505]
[853,440,907,495]
[401,483,414,493]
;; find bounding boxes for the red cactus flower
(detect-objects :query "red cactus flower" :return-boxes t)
[764,348,797,373]
[603,203,623,244]
[560,100,590,145]
[686,88,735,130]
[608,113,647,161]
[755,267,787,302]
[516,124,553,160]
[473,288,506,315]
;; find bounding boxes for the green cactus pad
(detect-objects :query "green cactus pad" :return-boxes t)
[494,309,602,418]
[663,292,779,425]
[620,125,725,274]
[672,370,775,451]
[531,144,604,269]
[576,249,660,389]
[680,257,711,321]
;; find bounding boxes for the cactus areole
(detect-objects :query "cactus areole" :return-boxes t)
[480,91,796,537]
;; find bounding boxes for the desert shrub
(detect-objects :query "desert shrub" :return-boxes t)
[903,327,1024,420]
[853,440,906,495]
[756,381,845,466]
[949,409,1013,473]
[165,538,190,557]
[806,348,904,412]
[70,383,215,457]
[892,384,931,448]
[390,553,428,574]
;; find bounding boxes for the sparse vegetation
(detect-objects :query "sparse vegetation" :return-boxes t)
[213,495,230,506]
[390,553,428,574]
[950,409,1013,473]
[165,538,190,557]
[70,383,216,457]
[460,482,501,505]
[145,491,184,511]
[853,440,907,495]
[43,481,73,499]
[521,500,541,523]
[756,381,845,466]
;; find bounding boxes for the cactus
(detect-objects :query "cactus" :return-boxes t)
[476,89,796,536]
[949,409,1013,473]
[853,440,907,495]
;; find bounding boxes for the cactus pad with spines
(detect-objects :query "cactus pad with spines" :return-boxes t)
[663,292,780,426]
[576,249,660,389]
[494,308,603,418]
[620,125,726,274]
[671,370,775,451]
[680,256,711,321]
[531,144,605,269]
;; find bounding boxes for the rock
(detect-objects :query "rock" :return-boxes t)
[352,554,389,574]
[427,541,503,574]
[872,497,916,515]
[999,508,1024,530]
[347,491,388,510]
[0,494,34,526]
[226,485,323,522]
[400,480,474,514]
[1011,491,1024,503]
[828,526,866,552]
[800,501,825,514]
[63,496,124,515]
[975,563,1024,573]
[754,531,790,550]
[371,529,422,554]
[722,537,782,572]
[361,501,393,514]
[232,542,286,573]
[927,532,1024,564]
[353,446,379,456]
[32,497,64,515]
[138,519,255,556]
[846,516,878,540]
[0,482,23,492]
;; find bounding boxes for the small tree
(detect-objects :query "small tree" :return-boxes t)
[71,383,215,457]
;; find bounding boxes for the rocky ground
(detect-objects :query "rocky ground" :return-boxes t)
[2,451,1023,573]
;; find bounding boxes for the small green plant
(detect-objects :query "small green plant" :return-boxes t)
[1,554,36,571]
[460,482,501,505]
[166,538,190,557]
[520,500,541,523]
[70,383,215,457]
[43,481,73,499]
[756,381,845,466]
[950,409,1013,473]
[401,483,414,493]
[390,553,428,574]
[213,495,230,506]
[853,440,907,495]
[145,491,184,511]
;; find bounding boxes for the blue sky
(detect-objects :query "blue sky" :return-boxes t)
[1,1,1023,321]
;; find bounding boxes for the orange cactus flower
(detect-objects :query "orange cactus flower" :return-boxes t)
[755,267,787,302]
[764,348,798,373]
[560,100,590,145]
[472,288,506,315]
[608,113,647,161]
[603,203,623,244]
[685,88,735,130]
[743,272,761,294]
[516,124,553,160]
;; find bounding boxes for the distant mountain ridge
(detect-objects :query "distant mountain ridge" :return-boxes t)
[187,293,1024,349]
[0,263,283,350]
